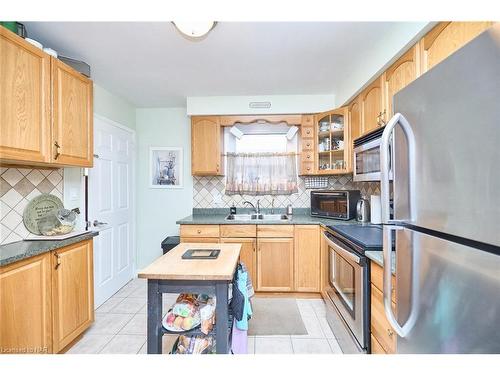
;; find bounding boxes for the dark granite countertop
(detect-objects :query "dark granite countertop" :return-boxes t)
[0,231,99,267]
[176,208,360,226]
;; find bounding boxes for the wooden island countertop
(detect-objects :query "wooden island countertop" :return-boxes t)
[138,243,241,281]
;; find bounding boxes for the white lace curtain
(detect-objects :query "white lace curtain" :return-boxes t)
[225,152,298,195]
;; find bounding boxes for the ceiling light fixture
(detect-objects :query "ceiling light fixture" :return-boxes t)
[172,21,217,40]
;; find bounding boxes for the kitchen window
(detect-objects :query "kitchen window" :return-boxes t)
[224,124,299,195]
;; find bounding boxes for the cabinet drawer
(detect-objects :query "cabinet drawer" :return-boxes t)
[302,139,314,151]
[371,334,386,354]
[180,225,220,238]
[257,225,294,238]
[371,285,397,354]
[180,237,219,243]
[220,225,256,238]
[301,126,314,139]
[370,261,396,303]
[301,161,315,175]
[301,151,314,163]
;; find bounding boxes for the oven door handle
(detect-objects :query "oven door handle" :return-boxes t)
[322,231,361,264]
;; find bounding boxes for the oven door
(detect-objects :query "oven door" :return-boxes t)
[323,231,366,347]
[353,137,393,182]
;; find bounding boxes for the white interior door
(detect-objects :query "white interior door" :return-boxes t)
[90,115,135,307]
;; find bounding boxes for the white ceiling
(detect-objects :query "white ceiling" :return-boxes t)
[25,22,424,107]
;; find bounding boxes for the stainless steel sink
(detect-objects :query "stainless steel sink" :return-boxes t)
[225,213,289,221]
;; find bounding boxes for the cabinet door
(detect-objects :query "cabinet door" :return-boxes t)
[294,225,320,292]
[0,253,52,354]
[52,240,94,353]
[383,45,420,117]
[0,28,51,163]
[191,116,222,175]
[220,238,256,287]
[360,76,385,135]
[421,21,494,73]
[348,95,362,142]
[256,238,294,292]
[51,57,93,167]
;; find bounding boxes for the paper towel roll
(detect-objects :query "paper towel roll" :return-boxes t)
[371,195,382,224]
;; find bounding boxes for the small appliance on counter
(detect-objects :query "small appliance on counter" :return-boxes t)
[356,197,370,223]
[310,190,360,220]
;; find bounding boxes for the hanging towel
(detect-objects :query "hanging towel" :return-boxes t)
[235,266,253,330]
[240,262,255,298]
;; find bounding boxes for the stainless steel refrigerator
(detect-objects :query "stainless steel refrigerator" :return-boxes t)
[379,24,500,354]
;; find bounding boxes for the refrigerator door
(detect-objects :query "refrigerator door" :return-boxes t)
[392,24,500,246]
[391,226,500,353]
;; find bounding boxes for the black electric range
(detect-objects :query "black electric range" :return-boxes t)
[325,224,383,252]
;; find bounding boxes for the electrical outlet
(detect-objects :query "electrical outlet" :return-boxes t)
[213,193,223,206]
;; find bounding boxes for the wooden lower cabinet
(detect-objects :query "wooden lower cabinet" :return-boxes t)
[371,334,386,354]
[0,253,53,354]
[294,225,320,292]
[220,237,256,285]
[370,284,397,354]
[51,240,94,352]
[256,238,294,292]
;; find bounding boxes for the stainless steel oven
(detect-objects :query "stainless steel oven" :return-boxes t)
[353,126,394,182]
[323,229,369,351]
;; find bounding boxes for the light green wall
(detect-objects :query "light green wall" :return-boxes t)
[135,108,193,269]
[93,83,136,129]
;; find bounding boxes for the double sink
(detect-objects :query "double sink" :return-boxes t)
[225,213,290,221]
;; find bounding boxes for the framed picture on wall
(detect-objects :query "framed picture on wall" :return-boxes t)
[149,147,183,188]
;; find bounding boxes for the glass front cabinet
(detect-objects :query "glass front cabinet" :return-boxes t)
[314,107,351,175]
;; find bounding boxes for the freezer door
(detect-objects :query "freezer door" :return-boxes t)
[392,24,500,246]
[393,227,500,353]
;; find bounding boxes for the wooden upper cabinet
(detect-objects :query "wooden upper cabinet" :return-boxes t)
[0,253,52,354]
[421,21,494,73]
[383,45,420,117]
[52,240,94,353]
[191,116,223,176]
[0,28,51,163]
[51,58,93,167]
[294,225,320,292]
[348,95,362,142]
[360,75,385,136]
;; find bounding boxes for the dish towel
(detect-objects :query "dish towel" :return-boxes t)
[235,266,252,330]
[231,323,248,354]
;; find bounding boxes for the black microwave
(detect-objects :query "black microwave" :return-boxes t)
[310,190,361,220]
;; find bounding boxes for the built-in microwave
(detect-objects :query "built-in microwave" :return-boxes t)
[353,126,393,182]
[310,190,360,220]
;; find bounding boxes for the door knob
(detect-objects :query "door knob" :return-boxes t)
[93,220,108,227]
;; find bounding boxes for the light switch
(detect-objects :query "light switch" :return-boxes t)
[70,188,79,200]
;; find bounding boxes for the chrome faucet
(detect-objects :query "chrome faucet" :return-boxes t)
[243,200,261,214]
[271,198,275,214]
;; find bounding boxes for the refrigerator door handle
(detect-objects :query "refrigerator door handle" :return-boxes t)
[380,112,416,223]
[383,225,419,338]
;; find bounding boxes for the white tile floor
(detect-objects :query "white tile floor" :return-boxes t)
[67,278,344,354]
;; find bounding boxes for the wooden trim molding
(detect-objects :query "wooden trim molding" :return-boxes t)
[219,114,303,126]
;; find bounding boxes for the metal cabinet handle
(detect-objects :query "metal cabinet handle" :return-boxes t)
[54,141,61,160]
[306,154,311,159]
[54,252,61,270]
[197,229,201,234]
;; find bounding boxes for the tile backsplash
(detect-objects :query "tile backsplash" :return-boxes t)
[193,175,380,209]
[0,167,63,245]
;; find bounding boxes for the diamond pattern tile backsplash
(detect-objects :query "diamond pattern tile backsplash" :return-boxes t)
[0,167,63,245]
[193,175,380,209]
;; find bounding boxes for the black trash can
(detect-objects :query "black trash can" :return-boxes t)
[161,236,180,254]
